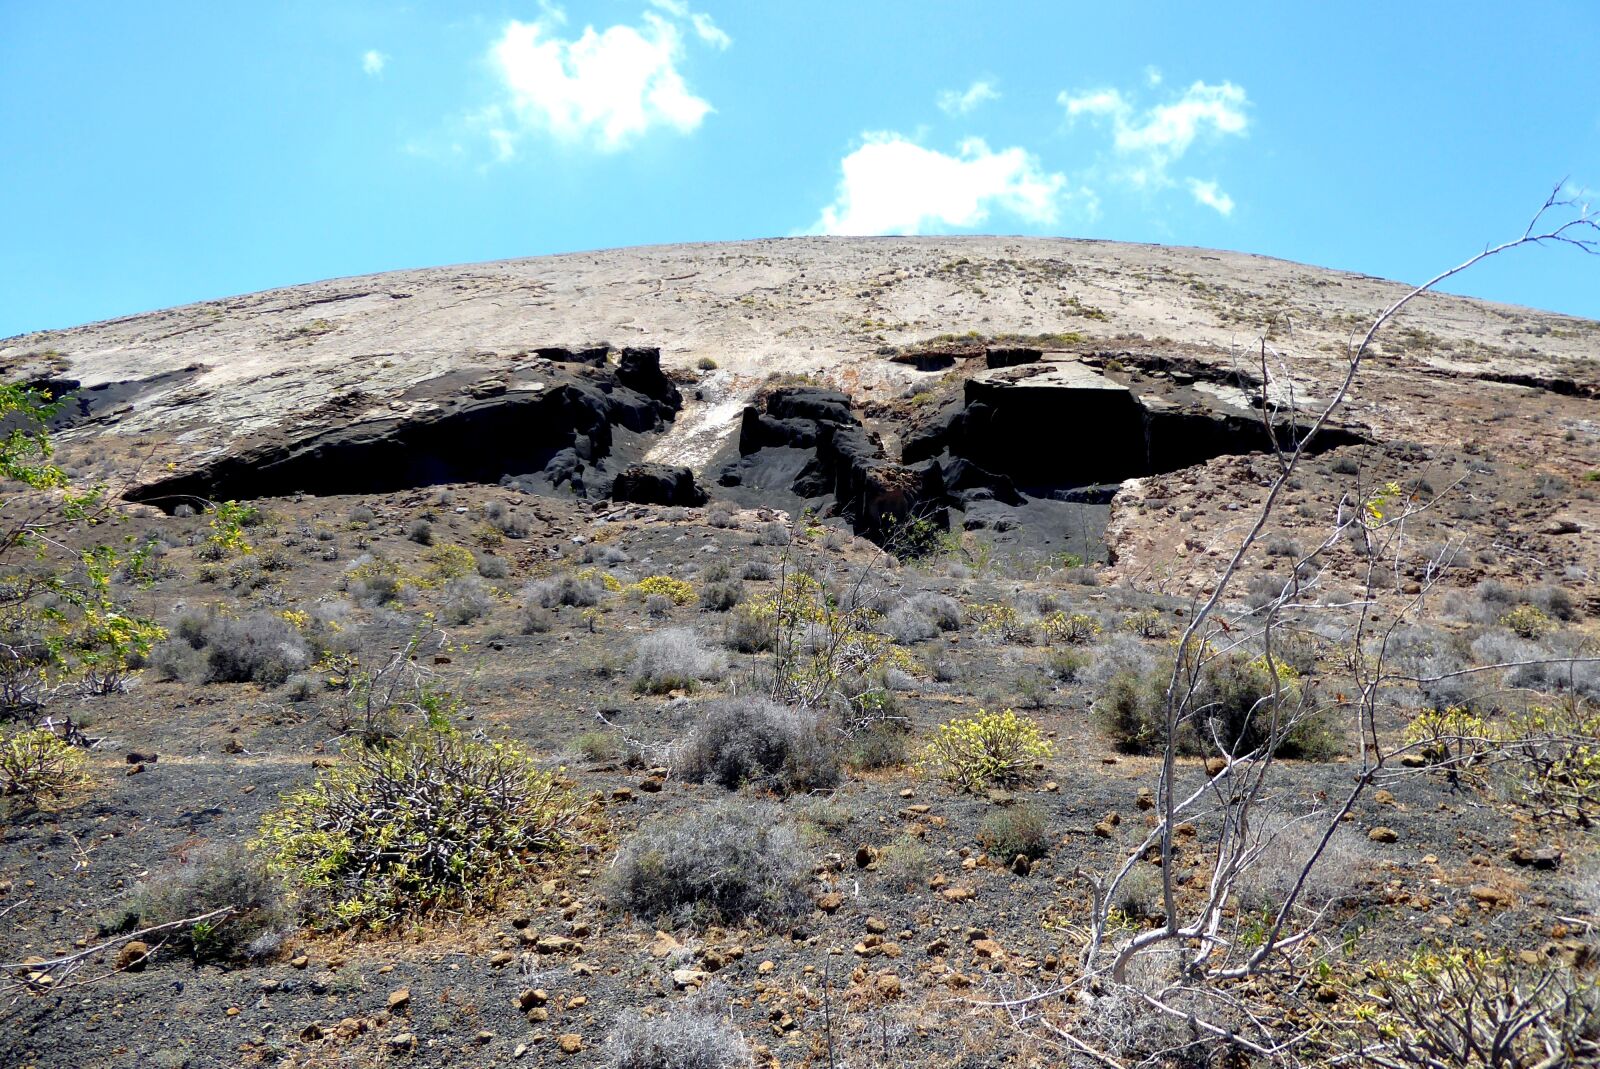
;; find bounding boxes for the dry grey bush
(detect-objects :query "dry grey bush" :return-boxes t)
[102,844,289,963]
[676,697,840,794]
[604,998,753,1069]
[883,604,938,645]
[440,575,493,624]
[527,572,602,608]
[629,627,727,693]
[150,609,311,686]
[603,799,809,927]
[1232,815,1372,914]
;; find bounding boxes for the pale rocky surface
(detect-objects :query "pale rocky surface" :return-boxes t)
[6,235,1599,586]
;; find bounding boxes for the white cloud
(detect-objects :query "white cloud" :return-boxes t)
[690,12,731,48]
[1060,78,1248,212]
[485,5,721,154]
[1187,178,1235,216]
[814,134,1068,236]
[362,50,387,76]
[646,0,731,46]
[937,79,999,117]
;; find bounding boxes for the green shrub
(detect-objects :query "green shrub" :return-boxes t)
[573,731,622,762]
[723,604,775,652]
[1,729,89,802]
[1500,604,1554,639]
[1042,612,1100,645]
[918,709,1053,792]
[1096,654,1339,759]
[1047,647,1088,682]
[699,578,744,612]
[846,720,909,770]
[977,802,1050,860]
[1096,669,1167,754]
[256,728,577,929]
[603,800,808,927]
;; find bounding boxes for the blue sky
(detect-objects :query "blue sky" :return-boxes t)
[3,2,1598,338]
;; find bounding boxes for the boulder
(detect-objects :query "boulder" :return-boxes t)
[616,346,682,413]
[985,346,1042,369]
[816,423,948,542]
[534,345,609,365]
[738,407,820,454]
[610,464,707,507]
[939,456,1025,506]
[765,386,857,426]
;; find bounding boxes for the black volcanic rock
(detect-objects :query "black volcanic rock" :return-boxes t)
[611,463,707,506]
[534,344,610,365]
[617,346,682,413]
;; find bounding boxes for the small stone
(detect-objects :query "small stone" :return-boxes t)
[1205,757,1228,777]
[490,951,515,966]
[387,988,411,1013]
[291,954,310,969]
[648,931,681,958]
[875,973,903,999]
[942,886,976,903]
[566,996,587,1010]
[638,777,665,793]
[1092,821,1116,839]
[758,960,775,974]
[817,892,844,914]
[971,939,1003,959]
[1373,789,1397,807]
[476,1031,494,1045]
[557,1034,583,1055]
[925,939,949,956]
[299,1023,325,1043]
[1469,884,1512,908]
[517,988,548,1010]
[672,968,709,989]
[865,917,888,934]
[387,1033,417,1052]
[534,935,580,954]
[1368,826,1399,844]
[611,787,634,801]
[1011,854,1032,877]
[115,941,150,972]
[1509,845,1562,870]
[1135,787,1154,811]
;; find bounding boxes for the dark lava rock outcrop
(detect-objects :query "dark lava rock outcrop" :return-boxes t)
[611,463,707,506]
[126,348,683,510]
[903,356,1367,488]
[721,386,949,542]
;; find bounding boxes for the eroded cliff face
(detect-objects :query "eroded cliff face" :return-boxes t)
[5,236,1596,575]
